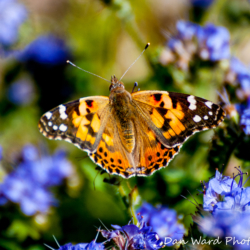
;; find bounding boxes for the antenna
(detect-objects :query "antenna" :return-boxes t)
[119,43,150,81]
[66,60,110,83]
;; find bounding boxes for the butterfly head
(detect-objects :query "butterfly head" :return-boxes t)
[109,75,125,92]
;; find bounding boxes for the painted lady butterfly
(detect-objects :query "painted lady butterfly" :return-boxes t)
[39,74,225,178]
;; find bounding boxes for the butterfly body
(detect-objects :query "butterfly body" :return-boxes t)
[109,82,135,153]
[39,76,225,178]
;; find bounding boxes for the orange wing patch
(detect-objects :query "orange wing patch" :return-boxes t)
[139,142,181,176]
[89,139,133,177]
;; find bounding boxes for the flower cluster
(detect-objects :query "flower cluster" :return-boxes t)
[45,203,185,250]
[137,203,185,247]
[224,58,250,135]
[0,0,27,51]
[160,20,230,70]
[198,168,250,248]
[0,145,72,215]
[101,216,164,250]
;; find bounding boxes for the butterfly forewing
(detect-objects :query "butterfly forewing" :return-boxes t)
[39,96,109,152]
[132,91,226,148]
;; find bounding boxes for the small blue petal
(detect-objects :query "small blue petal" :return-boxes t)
[0,145,2,160]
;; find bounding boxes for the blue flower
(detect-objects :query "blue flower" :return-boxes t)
[168,20,200,50]
[199,211,242,237]
[54,242,104,250]
[165,21,230,69]
[199,169,250,248]
[0,0,27,48]
[0,145,72,215]
[45,237,105,250]
[137,203,185,247]
[199,211,250,249]
[203,168,250,213]
[203,169,238,211]
[166,20,200,70]
[7,79,35,105]
[101,220,164,250]
[197,23,230,61]
[240,106,250,135]
[190,0,214,8]
[227,58,250,133]
[229,57,250,94]
[17,34,70,65]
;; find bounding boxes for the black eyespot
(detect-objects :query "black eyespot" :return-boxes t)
[153,94,162,102]
[86,100,94,107]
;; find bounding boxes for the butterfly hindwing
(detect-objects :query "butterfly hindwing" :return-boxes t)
[88,115,137,178]
[132,90,226,148]
[132,119,182,177]
[39,96,109,152]
[88,114,182,178]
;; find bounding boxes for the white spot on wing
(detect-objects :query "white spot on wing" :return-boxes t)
[189,104,196,110]
[204,115,208,120]
[65,138,72,143]
[59,124,68,132]
[205,101,213,109]
[48,121,53,126]
[209,111,213,116]
[193,115,201,122]
[45,112,52,120]
[59,105,68,120]
[187,95,197,110]
[53,125,58,130]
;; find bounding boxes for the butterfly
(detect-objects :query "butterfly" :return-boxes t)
[39,75,226,178]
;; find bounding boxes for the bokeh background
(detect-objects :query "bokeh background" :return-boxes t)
[1,0,250,249]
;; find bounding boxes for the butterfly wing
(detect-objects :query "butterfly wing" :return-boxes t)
[122,90,226,177]
[88,114,138,178]
[132,90,226,147]
[39,96,110,152]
